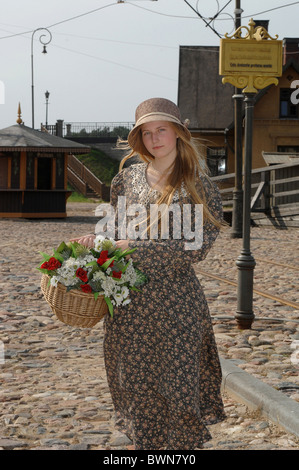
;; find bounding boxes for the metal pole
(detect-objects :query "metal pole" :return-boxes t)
[46,98,48,128]
[31,28,52,130]
[31,35,35,129]
[235,93,256,329]
[231,0,243,238]
[45,90,50,128]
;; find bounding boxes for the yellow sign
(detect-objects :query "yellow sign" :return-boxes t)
[219,19,283,93]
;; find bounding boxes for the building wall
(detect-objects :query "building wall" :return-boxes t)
[250,65,299,168]
[188,59,299,173]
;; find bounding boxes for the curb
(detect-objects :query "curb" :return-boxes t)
[220,357,299,438]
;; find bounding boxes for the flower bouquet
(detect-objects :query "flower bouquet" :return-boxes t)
[38,236,147,328]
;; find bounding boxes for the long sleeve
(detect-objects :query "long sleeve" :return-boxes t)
[109,169,127,242]
[127,177,223,267]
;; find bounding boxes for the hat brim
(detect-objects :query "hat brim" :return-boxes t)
[128,112,191,148]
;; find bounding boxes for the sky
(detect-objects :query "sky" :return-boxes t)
[1,0,299,130]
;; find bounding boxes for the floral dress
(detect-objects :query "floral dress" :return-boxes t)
[103,162,226,450]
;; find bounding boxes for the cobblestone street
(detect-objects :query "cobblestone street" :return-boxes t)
[0,202,298,450]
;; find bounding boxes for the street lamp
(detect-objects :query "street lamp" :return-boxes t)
[231,0,244,238]
[45,90,50,129]
[31,27,52,129]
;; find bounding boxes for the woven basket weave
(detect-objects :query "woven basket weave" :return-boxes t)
[41,274,108,328]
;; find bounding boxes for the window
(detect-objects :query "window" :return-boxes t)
[0,156,8,188]
[280,88,298,118]
[11,153,20,189]
[26,153,35,189]
[277,145,299,153]
[55,154,65,189]
[206,147,227,177]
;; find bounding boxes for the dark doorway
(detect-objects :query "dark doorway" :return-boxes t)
[37,158,52,190]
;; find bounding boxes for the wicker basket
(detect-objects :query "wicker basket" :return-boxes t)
[40,274,108,328]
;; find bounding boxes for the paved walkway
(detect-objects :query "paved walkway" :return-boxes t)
[0,202,298,450]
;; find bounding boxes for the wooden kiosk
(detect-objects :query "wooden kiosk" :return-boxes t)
[0,108,90,218]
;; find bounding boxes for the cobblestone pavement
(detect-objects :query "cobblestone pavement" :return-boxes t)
[0,202,298,451]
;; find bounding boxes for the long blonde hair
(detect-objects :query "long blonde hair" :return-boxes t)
[117,122,222,232]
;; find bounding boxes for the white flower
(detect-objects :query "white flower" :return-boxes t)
[58,275,77,287]
[93,270,106,281]
[113,292,124,306]
[101,277,116,297]
[121,286,129,299]
[94,234,105,244]
[121,261,137,286]
[50,276,59,287]
[94,236,116,253]
[82,254,98,264]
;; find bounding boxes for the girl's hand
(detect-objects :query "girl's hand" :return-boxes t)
[115,240,130,251]
[69,234,95,248]
[115,240,131,259]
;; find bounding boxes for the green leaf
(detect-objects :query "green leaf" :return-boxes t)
[104,296,114,318]
[135,268,148,285]
[118,247,137,259]
[90,248,100,257]
[39,251,51,262]
[75,244,90,258]
[94,292,99,301]
[66,284,79,292]
[36,267,52,274]
[86,260,98,267]
[70,242,78,259]
[53,250,65,263]
[130,286,141,292]
[119,260,132,273]
[56,241,68,253]
[101,256,116,270]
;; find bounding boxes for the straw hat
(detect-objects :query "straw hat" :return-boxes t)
[128,97,191,148]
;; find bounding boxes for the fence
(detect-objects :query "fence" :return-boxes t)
[212,160,299,226]
[67,154,110,201]
[44,121,134,139]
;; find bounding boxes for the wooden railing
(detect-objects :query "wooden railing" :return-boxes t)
[212,161,299,213]
[67,167,87,196]
[67,154,110,200]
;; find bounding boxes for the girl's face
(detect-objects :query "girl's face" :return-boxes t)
[141,121,178,162]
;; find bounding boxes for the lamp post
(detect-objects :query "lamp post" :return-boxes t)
[31,28,52,129]
[45,90,50,129]
[220,19,282,329]
[231,0,244,238]
[235,92,256,329]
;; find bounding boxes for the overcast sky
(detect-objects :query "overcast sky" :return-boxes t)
[1,0,299,130]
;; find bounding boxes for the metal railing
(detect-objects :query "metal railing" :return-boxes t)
[44,121,134,138]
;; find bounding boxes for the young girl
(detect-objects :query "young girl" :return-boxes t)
[72,98,226,450]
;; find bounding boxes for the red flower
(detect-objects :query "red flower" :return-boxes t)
[41,257,61,271]
[76,268,88,283]
[80,284,92,293]
[112,271,122,279]
[97,250,108,265]
[97,250,114,267]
